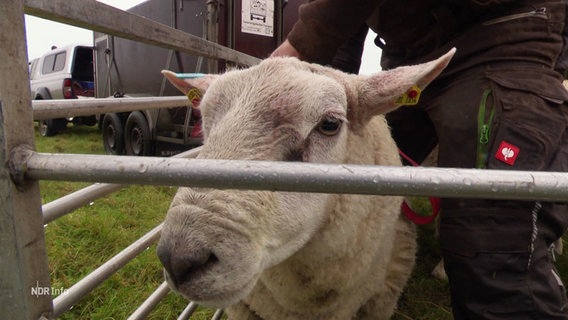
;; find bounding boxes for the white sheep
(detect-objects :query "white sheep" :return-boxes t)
[157,49,455,319]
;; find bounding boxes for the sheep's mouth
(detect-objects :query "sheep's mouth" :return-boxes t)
[168,261,261,308]
[159,194,275,307]
[159,224,264,307]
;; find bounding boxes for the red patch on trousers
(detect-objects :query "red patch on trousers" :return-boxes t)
[495,141,520,166]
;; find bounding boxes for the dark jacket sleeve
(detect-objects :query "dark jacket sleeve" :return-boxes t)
[330,25,369,74]
[287,0,379,65]
[466,0,524,7]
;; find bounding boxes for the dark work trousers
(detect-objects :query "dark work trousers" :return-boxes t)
[386,64,568,319]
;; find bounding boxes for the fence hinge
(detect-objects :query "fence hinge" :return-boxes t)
[9,144,35,192]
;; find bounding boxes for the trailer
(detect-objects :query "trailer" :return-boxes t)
[95,0,302,156]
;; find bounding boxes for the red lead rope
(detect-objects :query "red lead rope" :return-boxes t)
[398,149,441,225]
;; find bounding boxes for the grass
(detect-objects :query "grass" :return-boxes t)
[36,124,216,319]
[35,123,568,319]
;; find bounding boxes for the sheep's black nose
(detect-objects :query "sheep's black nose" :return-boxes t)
[157,242,218,286]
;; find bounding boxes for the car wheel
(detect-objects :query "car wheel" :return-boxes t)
[102,113,125,155]
[38,118,67,137]
[125,111,152,156]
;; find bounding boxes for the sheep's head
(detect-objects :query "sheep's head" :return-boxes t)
[157,49,455,307]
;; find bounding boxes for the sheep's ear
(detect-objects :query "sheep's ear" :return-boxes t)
[161,70,217,96]
[354,48,455,120]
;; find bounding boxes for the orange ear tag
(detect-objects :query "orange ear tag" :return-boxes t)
[394,85,422,106]
[186,88,203,108]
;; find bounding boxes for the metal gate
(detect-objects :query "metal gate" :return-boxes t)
[3,0,568,319]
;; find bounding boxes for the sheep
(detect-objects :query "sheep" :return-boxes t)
[157,49,455,320]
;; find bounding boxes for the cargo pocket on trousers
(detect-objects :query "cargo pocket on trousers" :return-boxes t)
[483,77,568,171]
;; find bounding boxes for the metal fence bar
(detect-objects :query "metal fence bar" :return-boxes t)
[32,96,190,121]
[24,0,261,67]
[52,223,162,317]
[15,148,568,202]
[211,309,225,320]
[177,302,199,320]
[127,281,171,320]
[41,147,201,224]
[0,1,53,318]
[42,183,125,224]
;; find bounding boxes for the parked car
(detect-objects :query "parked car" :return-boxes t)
[29,44,97,136]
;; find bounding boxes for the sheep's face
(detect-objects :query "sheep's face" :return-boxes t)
[198,59,351,164]
[157,50,454,307]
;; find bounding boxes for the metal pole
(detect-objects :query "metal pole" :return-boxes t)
[24,0,260,67]
[177,302,199,320]
[206,0,219,73]
[15,148,568,202]
[211,309,224,320]
[32,96,190,120]
[41,147,201,224]
[127,282,170,320]
[0,0,53,318]
[52,224,162,317]
[42,183,125,224]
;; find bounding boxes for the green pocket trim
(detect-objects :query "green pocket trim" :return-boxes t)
[476,89,495,169]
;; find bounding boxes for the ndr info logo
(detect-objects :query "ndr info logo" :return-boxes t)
[31,281,69,298]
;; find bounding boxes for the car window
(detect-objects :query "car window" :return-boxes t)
[41,52,67,74]
[53,52,66,72]
[41,54,56,74]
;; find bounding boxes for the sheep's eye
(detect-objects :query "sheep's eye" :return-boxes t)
[316,117,342,136]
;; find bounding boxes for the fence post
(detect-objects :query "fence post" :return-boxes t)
[0,0,54,318]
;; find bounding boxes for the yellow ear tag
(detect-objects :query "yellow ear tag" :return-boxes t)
[186,88,203,107]
[394,85,422,106]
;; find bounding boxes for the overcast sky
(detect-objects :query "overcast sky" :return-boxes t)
[25,0,143,60]
[24,0,382,74]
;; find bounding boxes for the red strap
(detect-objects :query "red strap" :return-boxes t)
[401,197,440,225]
[398,149,441,225]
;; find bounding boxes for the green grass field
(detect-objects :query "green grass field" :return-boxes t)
[36,124,215,319]
[35,123,568,319]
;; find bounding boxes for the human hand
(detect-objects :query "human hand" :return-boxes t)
[270,39,303,59]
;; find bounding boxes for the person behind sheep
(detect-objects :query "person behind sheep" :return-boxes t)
[271,1,568,319]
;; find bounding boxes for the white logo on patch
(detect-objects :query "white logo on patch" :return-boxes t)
[501,147,515,161]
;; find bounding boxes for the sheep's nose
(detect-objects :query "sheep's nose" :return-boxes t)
[157,242,218,286]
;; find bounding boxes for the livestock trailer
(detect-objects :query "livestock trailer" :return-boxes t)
[95,0,302,156]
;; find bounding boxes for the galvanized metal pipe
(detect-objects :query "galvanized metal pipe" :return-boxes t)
[52,224,162,317]
[24,0,261,66]
[42,183,124,224]
[17,147,568,202]
[177,302,199,320]
[127,282,170,320]
[211,309,225,320]
[32,96,190,120]
[41,147,201,224]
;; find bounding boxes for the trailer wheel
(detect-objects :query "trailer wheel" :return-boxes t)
[102,113,125,155]
[38,118,67,137]
[125,111,152,156]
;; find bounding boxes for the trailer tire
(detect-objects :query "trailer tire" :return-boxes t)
[125,111,152,156]
[39,118,67,137]
[102,113,125,155]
